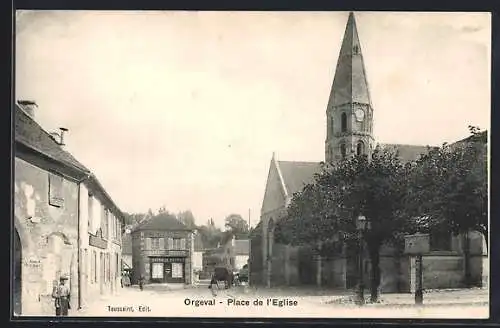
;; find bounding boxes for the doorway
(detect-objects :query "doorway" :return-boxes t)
[13,229,22,315]
[100,252,104,295]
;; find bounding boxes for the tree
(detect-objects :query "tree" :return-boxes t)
[224,214,249,239]
[197,219,223,249]
[275,147,412,303]
[406,126,488,246]
[177,210,196,229]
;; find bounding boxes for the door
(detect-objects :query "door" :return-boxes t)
[13,229,22,315]
[100,253,104,294]
[165,261,185,283]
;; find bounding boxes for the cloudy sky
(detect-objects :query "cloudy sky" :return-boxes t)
[15,11,490,229]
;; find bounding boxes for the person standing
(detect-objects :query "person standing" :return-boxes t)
[52,275,71,316]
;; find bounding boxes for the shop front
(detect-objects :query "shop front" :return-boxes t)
[149,256,186,283]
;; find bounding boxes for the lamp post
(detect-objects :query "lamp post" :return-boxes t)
[355,215,371,306]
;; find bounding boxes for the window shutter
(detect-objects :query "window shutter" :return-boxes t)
[48,173,64,207]
[146,237,152,250]
[168,238,173,249]
[159,238,165,250]
[180,238,186,250]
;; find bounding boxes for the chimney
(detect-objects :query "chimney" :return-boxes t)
[18,100,38,119]
[59,127,68,146]
[49,128,69,146]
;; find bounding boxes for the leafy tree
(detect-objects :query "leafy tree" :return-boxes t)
[177,210,196,229]
[276,147,412,303]
[197,219,223,249]
[406,126,488,247]
[224,214,249,240]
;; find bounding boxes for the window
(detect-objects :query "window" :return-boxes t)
[340,143,347,159]
[102,207,109,239]
[430,230,452,251]
[92,250,97,283]
[341,112,347,132]
[357,141,364,156]
[116,253,119,276]
[146,237,152,250]
[88,194,94,232]
[171,263,183,278]
[171,238,186,250]
[151,238,164,250]
[48,173,64,207]
[151,263,164,279]
[107,253,110,282]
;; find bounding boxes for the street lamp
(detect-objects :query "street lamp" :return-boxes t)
[355,214,371,305]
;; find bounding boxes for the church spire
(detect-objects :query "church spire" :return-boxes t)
[328,12,371,108]
[325,12,375,164]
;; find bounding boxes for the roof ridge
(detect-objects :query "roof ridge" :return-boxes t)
[15,105,91,172]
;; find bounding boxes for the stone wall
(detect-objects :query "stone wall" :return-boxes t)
[14,157,79,316]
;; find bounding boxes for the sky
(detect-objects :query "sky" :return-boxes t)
[15,11,491,229]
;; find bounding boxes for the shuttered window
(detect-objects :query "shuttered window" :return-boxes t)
[48,173,64,207]
[180,238,186,250]
[146,238,152,250]
[168,238,173,249]
[159,238,165,250]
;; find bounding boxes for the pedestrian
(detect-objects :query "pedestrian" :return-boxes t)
[52,275,71,316]
[139,274,144,291]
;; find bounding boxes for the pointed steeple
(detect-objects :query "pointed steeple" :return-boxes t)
[328,12,371,108]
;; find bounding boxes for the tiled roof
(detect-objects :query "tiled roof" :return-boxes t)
[379,143,433,163]
[15,103,126,222]
[277,161,323,196]
[233,239,249,256]
[15,104,90,173]
[132,213,191,232]
[122,233,132,255]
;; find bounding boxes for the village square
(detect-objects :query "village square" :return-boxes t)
[13,11,489,318]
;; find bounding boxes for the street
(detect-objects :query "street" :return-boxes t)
[73,282,489,319]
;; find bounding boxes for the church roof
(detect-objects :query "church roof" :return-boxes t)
[379,143,434,163]
[328,12,371,108]
[277,161,323,196]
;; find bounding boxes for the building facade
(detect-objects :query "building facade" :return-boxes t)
[249,12,488,292]
[131,213,194,285]
[13,101,125,316]
[221,236,250,271]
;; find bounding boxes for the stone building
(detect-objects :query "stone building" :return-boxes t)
[131,213,195,285]
[14,101,125,316]
[249,12,487,292]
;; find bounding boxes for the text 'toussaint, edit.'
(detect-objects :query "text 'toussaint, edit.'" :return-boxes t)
[184,298,298,307]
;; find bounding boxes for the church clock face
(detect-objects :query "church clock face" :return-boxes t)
[355,109,365,122]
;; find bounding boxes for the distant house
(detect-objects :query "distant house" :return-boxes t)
[131,213,195,285]
[221,236,250,271]
[121,232,132,271]
[192,231,204,273]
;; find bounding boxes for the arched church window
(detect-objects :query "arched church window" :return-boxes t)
[267,219,275,260]
[357,141,365,156]
[341,113,347,132]
[340,143,347,159]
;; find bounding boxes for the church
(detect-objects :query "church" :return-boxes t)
[249,12,487,292]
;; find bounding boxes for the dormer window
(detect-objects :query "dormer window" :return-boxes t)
[353,45,360,54]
